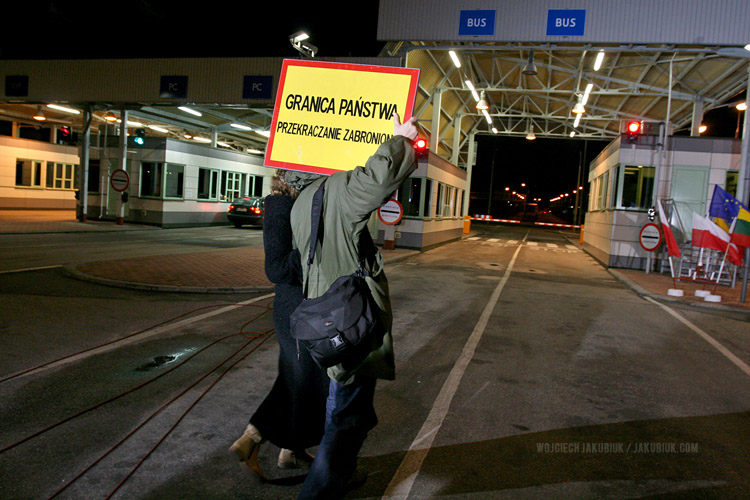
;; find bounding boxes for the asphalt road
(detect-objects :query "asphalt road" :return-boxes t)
[0,224,748,499]
[0,225,264,272]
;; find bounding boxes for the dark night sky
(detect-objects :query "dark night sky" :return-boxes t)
[471,135,609,214]
[0,1,384,60]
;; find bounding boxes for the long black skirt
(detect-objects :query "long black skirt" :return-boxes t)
[250,283,329,450]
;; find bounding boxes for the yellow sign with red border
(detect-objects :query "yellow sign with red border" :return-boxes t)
[264,59,420,175]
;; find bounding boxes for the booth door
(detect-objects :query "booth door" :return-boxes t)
[671,165,709,235]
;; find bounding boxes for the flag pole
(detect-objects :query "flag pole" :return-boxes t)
[714,217,738,290]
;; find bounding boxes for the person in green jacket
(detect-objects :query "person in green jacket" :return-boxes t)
[287,113,419,499]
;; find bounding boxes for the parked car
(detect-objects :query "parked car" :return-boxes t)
[227,197,264,227]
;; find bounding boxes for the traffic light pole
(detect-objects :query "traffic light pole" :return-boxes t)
[79,107,92,222]
[737,64,750,302]
[116,110,128,225]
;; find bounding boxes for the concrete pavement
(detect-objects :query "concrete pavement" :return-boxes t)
[2,210,748,319]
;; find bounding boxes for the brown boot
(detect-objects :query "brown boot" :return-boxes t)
[229,424,266,480]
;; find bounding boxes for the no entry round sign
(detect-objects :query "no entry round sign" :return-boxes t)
[639,223,662,252]
[110,169,130,192]
[378,199,403,225]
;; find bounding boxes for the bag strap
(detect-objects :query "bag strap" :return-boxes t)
[302,179,370,298]
[307,180,326,266]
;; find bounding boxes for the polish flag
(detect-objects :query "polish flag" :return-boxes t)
[657,199,681,258]
[692,212,743,266]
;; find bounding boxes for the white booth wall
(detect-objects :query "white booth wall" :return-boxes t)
[378,152,467,250]
[583,134,741,268]
[0,135,79,209]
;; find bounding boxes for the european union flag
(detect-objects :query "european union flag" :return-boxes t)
[709,185,746,232]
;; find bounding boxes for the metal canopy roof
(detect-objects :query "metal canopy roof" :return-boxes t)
[387,40,750,169]
[0,47,748,168]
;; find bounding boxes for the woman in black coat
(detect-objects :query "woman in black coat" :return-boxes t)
[230,170,329,477]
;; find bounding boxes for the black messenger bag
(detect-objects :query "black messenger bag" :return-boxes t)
[289,180,385,369]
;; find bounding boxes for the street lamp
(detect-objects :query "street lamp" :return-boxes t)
[289,31,317,58]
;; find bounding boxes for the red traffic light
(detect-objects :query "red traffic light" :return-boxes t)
[625,121,642,143]
[627,121,641,134]
[414,138,428,158]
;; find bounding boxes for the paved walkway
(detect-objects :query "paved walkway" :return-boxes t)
[2,210,748,319]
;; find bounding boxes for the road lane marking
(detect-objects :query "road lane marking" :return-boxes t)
[382,231,528,499]
[644,296,750,377]
[3,293,275,381]
[0,265,62,274]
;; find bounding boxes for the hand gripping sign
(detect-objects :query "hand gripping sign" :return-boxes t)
[265,59,420,175]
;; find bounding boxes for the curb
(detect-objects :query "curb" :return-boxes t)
[609,269,750,322]
[562,234,750,322]
[61,264,274,294]
[61,250,422,294]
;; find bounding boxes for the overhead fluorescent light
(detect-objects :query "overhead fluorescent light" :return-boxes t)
[116,119,144,127]
[247,148,264,155]
[231,123,253,131]
[594,50,605,71]
[465,80,480,101]
[178,106,202,117]
[256,130,271,137]
[218,142,232,148]
[574,113,582,128]
[492,127,498,134]
[570,131,576,137]
[449,50,461,68]
[482,110,492,124]
[582,83,593,105]
[193,137,212,143]
[47,104,80,115]
[148,125,169,133]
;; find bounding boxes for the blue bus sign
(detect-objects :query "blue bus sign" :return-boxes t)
[458,10,495,36]
[546,9,586,37]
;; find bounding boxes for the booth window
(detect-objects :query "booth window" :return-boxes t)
[397,178,422,217]
[439,184,455,218]
[198,168,219,200]
[247,174,264,197]
[45,162,76,190]
[15,159,43,187]
[87,160,101,193]
[422,179,433,219]
[165,164,184,199]
[221,171,244,201]
[141,162,162,197]
[620,165,654,209]
[726,170,738,198]
[436,183,444,218]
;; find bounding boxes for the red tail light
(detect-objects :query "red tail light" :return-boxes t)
[251,207,261,214]
[228,204,235,212]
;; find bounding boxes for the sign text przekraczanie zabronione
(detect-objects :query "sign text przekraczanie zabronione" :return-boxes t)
[277,94,400,144]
